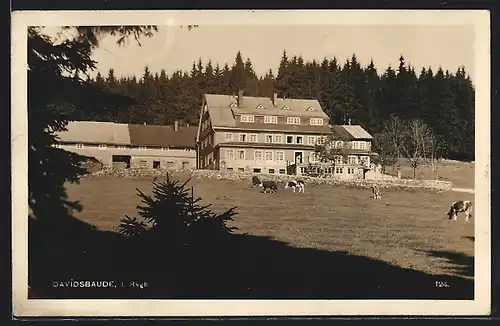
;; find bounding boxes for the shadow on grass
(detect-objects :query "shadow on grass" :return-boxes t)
[421,250,474,279]
[29,217,474,300]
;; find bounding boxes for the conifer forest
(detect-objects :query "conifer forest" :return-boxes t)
[83,50,475,161]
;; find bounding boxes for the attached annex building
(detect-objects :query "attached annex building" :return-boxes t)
[53,121,197,170]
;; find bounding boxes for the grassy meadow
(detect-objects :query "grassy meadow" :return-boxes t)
[30,160,476,300]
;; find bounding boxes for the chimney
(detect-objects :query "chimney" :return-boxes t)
[174,120,178,131]
[143,122,146,125]
[272,93,278,107]
[237,89,244,107]
[186,123,190,127]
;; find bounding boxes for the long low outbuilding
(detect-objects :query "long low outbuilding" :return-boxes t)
[53,120,198,170]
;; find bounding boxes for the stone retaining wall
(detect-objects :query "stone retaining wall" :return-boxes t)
[85,167,452,192]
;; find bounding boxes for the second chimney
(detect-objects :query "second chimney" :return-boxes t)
[272,93,278,107]
[174,120,179,131]
[237,89,244,107]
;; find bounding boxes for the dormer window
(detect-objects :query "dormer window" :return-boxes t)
[309,118,324,126]
[240,115,255,123]
[306,106,316,111]
[282,105,290,110]
[286,117,301,125]
[230,103,237,108]
[256,104,265,109]
[264,116,278,124]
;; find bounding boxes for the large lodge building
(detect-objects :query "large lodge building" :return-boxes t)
[52,91,376,180]
[196,90,375,179]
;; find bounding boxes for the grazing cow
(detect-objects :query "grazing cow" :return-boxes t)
[285,179,305,193]
[251,175,261,187]
[447,200,473,221]
[260,180,278,193]
[371,184,382,199]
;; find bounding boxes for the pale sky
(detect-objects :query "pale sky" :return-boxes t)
[47,24,475,82]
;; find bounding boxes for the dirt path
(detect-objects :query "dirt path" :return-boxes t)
[451,188,475,194]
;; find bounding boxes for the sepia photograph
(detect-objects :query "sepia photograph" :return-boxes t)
[11,10,490,317]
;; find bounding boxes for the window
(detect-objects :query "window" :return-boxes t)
[264,150,273,161]
[317,136,327,145]
[238,168,245,172]
[76,144,84,149]
[279,169,286,174]
[225,133,233,141]
[309,118,324,125]
[335,167,344,174]
[253,168,262,173]
[269,169,275,174]
[264,116,278,124]
[348,156,357,164]
[335,141,343,149]
[99,144,107,149]
[53,144,62,148]
[257,104,265,109]
[153,161,161,169]
[296,136,304,144]
[254,150,263,161]
[352,141,359,150]
[286,136,294,144]
[239,133,247,142]
[276,151,285,161]
[226,149,234,160]
[306,106,316,111]
[118,145,127,150]
[282,105,290,110]
[347,168,355,174]
[227,167,233,171]
[309,152,318,163]
[265,134,273,143]
[249,134,258,142]
[240,115,255,123]
[230,103,237,108]
[160,147,168,151]
[275,135,283,143]
[335,155,343,164]
[287,117,301,125]
[185,149,192,152]
[237,150,245,160]
[307,136,316,145]
[359,141,366,150]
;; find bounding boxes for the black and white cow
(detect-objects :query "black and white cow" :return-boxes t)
[251,175,261,187]
[285,179,305,193]
[260,180,278,193]
[447,200,473,221]
[371,184,382,199]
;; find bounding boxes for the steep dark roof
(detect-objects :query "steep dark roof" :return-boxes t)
[128,124,197,148]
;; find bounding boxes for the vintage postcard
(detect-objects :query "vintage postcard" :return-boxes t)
[11,9,490,317]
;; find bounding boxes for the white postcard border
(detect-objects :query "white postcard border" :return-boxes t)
[11,9,491,317]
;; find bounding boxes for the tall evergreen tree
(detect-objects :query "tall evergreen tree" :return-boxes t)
[229,51,246,94]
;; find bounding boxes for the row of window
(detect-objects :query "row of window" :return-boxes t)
[225,133,327,145]
[225,149,286,162]
[328,140,369,150]
[52,143,192,151]
[240,115,324,126]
